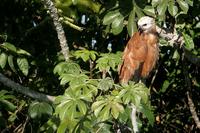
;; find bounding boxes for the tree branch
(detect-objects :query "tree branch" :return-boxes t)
[156,26,200,66]
[0,73,55,103]
[42,0,69,61]
[187,91,200,129]
[131,104,138,133]
[157,25,200,129]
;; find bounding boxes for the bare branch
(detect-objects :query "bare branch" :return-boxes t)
[187,92,200,129]
[42,0,69,61]
[0,73,55,103]
[131,104,138,133]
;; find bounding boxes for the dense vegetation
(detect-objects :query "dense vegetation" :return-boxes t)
[0,0,200,132]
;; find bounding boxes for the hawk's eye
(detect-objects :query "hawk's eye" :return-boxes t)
[143,24,147,26]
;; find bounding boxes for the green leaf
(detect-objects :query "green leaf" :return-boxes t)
[28,102,53,119]
[92,100,107,117]
[160,80,170,93]
[8,55,16,73]
[54,61,81,75]
[0,100,16,112]
[172,50,180,60]
[103,10,121,25]
[143,6,156,17]
[135,5,144,18]
[111,102,124,119]
[17,57,29,76]
[151,0,160,7]
[72,0,78,5]
[140,103,155,126]
[0,90,15,100]
[111,14,124,35]
[2,42,17,52]
[17,49,31,56]
[77,100,87,115]
[98,77,113,91]
[183,33,194,51]
[98,105,110,121]
[0,52,7,69]
[177,0,189,14]
[168,0,178,16]
[127,9,137,37]
[185,0,193,6]
[157,0,168,20]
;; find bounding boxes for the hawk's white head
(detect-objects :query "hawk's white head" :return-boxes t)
[137,16,155,32]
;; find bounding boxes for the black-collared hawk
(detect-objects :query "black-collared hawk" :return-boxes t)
[119,16,159,83]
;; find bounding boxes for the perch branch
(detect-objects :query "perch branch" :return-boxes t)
[0,73,55,103]
[42,0,69,61]
[157,26,200,129]
[156,26,200,66]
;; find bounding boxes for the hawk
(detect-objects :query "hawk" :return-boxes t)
[119,16,159,83]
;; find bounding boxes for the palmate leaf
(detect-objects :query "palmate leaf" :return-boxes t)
[96,52,122,72]
[55,88,88,121]
[139,102,155,126]
[28,102,53,119]
[118,82,149,107]
[74,49,98,62]
[54,61,81,75]
[60,73,89,87]
[98,77,114,91]
[0,90,15,100]
[92,96,124,121]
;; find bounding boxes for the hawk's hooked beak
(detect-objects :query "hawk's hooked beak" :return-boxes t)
[138,26,143,33]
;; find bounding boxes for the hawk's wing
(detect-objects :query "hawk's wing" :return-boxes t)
[119,32,148,83]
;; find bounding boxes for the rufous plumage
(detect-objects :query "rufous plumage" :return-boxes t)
[119,16,159,83]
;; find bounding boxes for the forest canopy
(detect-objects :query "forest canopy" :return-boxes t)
[0,0,200,132]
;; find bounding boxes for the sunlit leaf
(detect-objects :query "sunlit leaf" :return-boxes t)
[17,49,31,56]
[8,55,16,73]
[2,42,17,52]
[183,33,194,51]
[0,52,7,69]
[98,77,113,91]
[111,14,124,35]
[17,57,29,76]
[127,9,137,37]
[54,61,81,75]
[143,6,156,17]
[168,0,178,16]
[177,0,189,14]
[157,0,168,20]
[103,10,121,25]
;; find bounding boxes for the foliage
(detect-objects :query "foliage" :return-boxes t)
[0,0,200,132]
